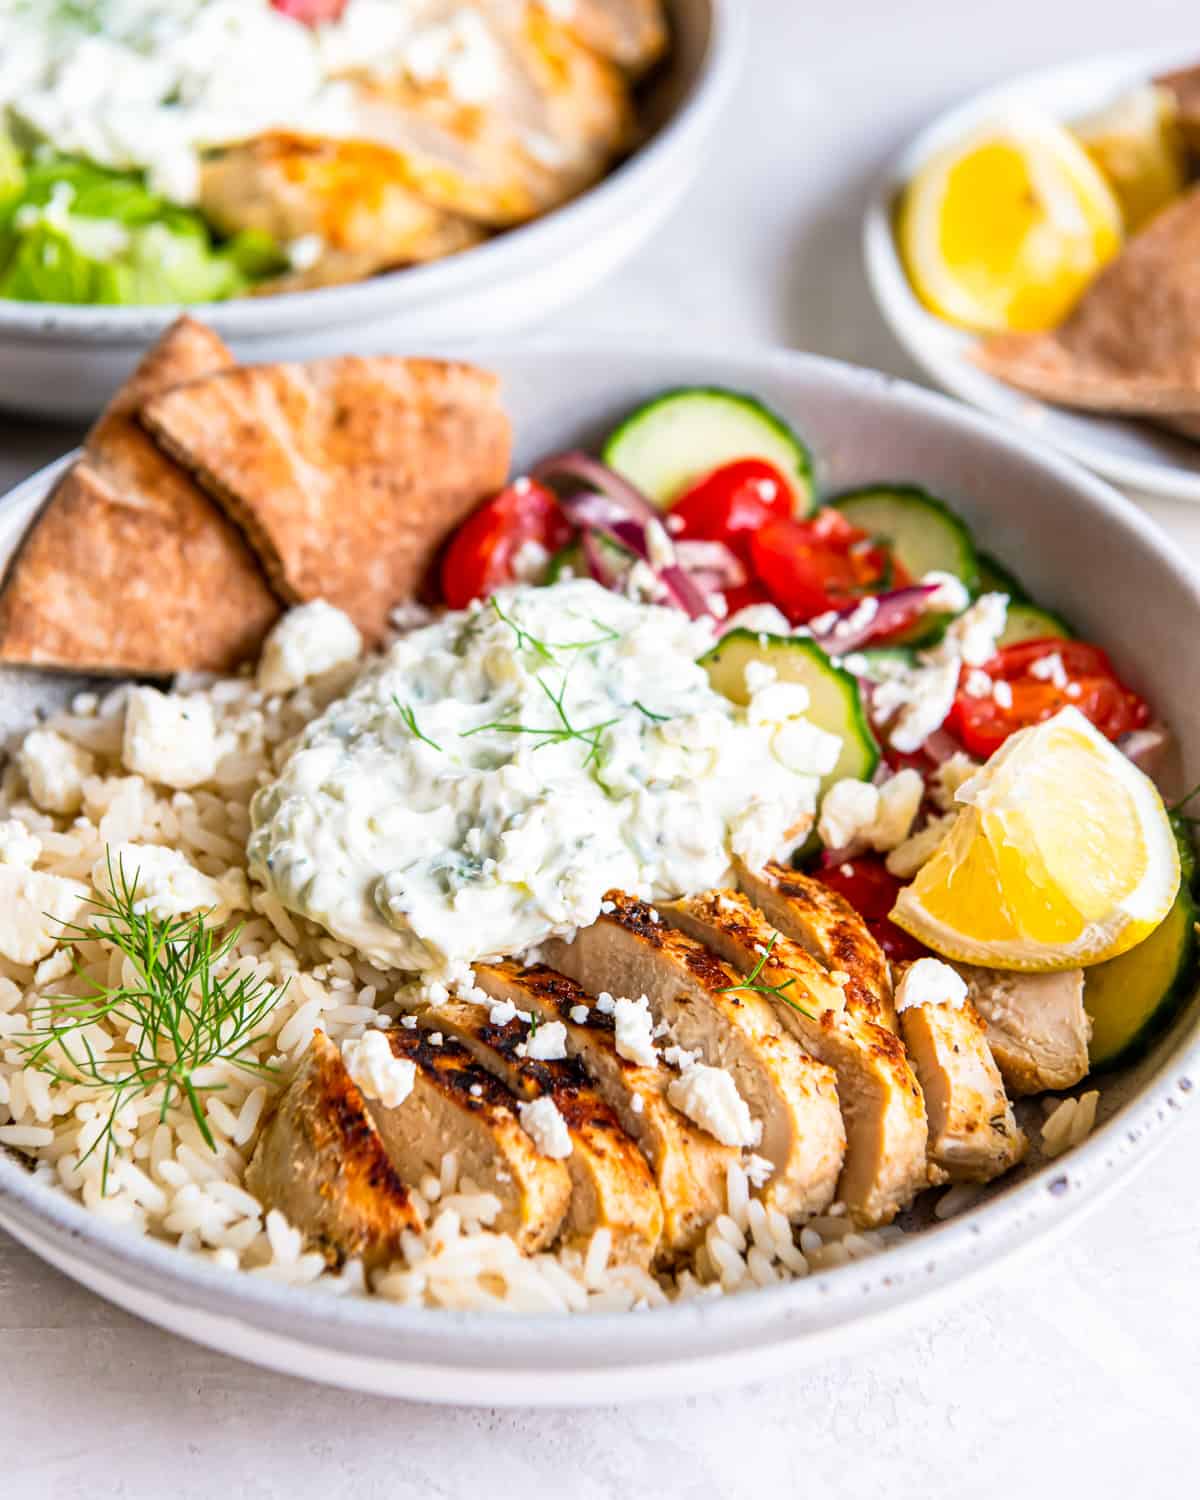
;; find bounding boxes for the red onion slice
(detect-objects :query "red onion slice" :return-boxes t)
[581,529,629,590]
[810,583,941,654]
[531,451,661,524]
[658,563,713,620]
[1119,723,1173,785]
[674,539,745,587]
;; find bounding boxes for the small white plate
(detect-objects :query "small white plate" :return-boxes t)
[863,46,1200,502]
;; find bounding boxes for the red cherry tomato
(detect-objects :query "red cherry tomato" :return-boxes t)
[812,856,929,963]
[668,459,795,563]
[749,508,909,625]
[439,479,573,609]
[271,0,347,22]
[946,638,1150,759]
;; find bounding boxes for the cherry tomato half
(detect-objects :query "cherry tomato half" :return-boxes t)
[946,638,1150,759]
[812,855,928,963]
[668,459,795,564]
[749,508,909,625]
[439,478,573,609]
[271,0,347,23]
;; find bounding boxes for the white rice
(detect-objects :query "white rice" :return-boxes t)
[0,662,1103,1312]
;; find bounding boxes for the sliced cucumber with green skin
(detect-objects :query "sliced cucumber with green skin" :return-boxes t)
[602,387,815,514]
[1085,821,1198,1071]
[831,485,981,594]
[699,629,878,795]
[977,551,1029,602]
[995,602,1073,650]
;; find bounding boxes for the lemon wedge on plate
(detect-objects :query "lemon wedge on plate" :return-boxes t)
[891,707,1179,971]
[897,112,1124,333]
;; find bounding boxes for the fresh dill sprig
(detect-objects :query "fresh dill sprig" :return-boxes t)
[1169,781,1200,816]
[717,932,817,1020]
[489,596,621,658]
[392,696,442,751]
[461,673,619,769]
[633,700,669,723]
[16,853,285,1194]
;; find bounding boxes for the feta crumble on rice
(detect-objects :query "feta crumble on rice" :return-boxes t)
[17,729,94,814]
[525,1020,568,1062]
[122,686,220,789]
[895,958,968,1013]
[667,1063,761,1148]
[95,842,241,919]
[341,1031,416,1110]
[0,865,88,965]
[518,1096,573,1159]
[0,819,40,868]
[257,601,363,695]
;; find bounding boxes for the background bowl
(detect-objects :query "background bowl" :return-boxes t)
[1,344,1198,1402]
[0,0,742,421]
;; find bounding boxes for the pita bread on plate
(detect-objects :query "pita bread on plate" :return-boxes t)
[0,317,281,676]
[972,185,1200,417]
[1155,64,1200,153]
[141,356,512,645]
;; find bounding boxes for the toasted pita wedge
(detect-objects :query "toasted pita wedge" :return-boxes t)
[0,318,280,676]
[200,134,485,292]
[973,186,1200,416]
[1155,64,1200,153]
[141,356,511,644]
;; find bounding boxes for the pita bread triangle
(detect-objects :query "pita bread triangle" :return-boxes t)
[140,355,511,645]
[0,316,281,675]
[973,184,1200,417]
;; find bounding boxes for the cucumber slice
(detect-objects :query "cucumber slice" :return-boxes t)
[996,602,1073,650]
[977,551,1029,602]
[831,485,980,593]
[602,387,815,514]
[1085,824,1198,1072]
[543,535,632,586]
[699,629,878,795]
[852,645,917,683]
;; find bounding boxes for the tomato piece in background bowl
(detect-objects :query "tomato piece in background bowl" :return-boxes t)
[812,855,928,962]
[750,507,909,625]
[946,638,1150,759]
[440,478,573,609]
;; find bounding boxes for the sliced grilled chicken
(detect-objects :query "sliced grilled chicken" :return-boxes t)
[418,999,663,1269]
[662,890,929,1225]
[898,1000,1027,1182]
[543,893,846,1219]
[367,1029,571,1253]
[199,134,484,292]
[473,960,734,1255]
[246,1031,420,1268]
[546,0,669,73]
[734,860,898,1031]
[955,965,1091,1095]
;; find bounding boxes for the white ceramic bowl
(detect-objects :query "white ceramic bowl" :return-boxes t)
[0,0,742,421]
[863,45,1200,502]
[1,344,1198,1403]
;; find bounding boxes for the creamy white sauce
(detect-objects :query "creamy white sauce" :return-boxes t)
[0,0,505,203]
[249,581,839,973]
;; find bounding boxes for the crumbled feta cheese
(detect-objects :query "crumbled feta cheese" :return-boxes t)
[885,813,957,879]
[0,820,41,868]
[525,1020,568,1061]
[922,570,971,614]
[818,779,879,850]
[95,843,228,918]
[0,867,87,965]
[630,1094,644,1115]
[930,752,978,812]
[723,603,791,636]
[1029,651,1069,689]
[287,233,325,271]
[510,538,550,583]
[992,679,1014,709]
[488,1000,517,1027]
[743,660,777,697]
[569,1004,590,1024]
[936,592,1008,668]
[341,1031,415,1109]
[122,687,218,789]
[427,1032,443,1046]
[895,957,968,1012]
[747,679,811,726]
[613,995,659,1068]
[869,769,924,851]
[886,657,961,755]
[963,668,992,699]
[744,1153,775,1188]
[17,729,94,814]
[400,1014,418,1029]
[663,1044,701,1070]
[258,601,363,695]
[667,1063,761,1148]
[469,1083,483,1097]
[594,991,616,1014]
[518,1096,573,1159]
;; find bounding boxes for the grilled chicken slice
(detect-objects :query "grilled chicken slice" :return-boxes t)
[367,1029,571,1253]
[547,0,669,73]
[348,5,634,226]
[543,894,846,1219]
[474,960,734,1255]
[199,134,484,291]
[734,860,898,1031]
[418,999,663,1269]
[246,1031,420,1268]
[662,890,929,1225]
[955,965,1091,1095]
[898,1000,1026,1182]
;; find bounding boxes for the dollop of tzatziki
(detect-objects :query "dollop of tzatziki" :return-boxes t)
[248,580,841,972]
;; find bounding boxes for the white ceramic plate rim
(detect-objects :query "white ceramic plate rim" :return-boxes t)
[0,0,743,344]
[1,344,1199,1399]
[863,44,1200,502]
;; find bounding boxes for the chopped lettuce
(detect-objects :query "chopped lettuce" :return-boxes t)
[0,143,287,306]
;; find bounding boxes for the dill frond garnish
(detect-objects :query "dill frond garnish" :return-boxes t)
[717,932,817,1020]
[489,596,621,658]
[461,673,620,769]
[393,696,442,751]
[633,700,669,723]
[16,853,285,1193]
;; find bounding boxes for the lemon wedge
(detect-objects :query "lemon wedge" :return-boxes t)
[897,113,1124,333]
[891,707,1179,970]
[1073,84,1186,234]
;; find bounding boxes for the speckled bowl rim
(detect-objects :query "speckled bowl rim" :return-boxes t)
[0,0,742,345]
[0,345,1197,1394]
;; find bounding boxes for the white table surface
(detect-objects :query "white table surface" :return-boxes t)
[3,3,1200,1494]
